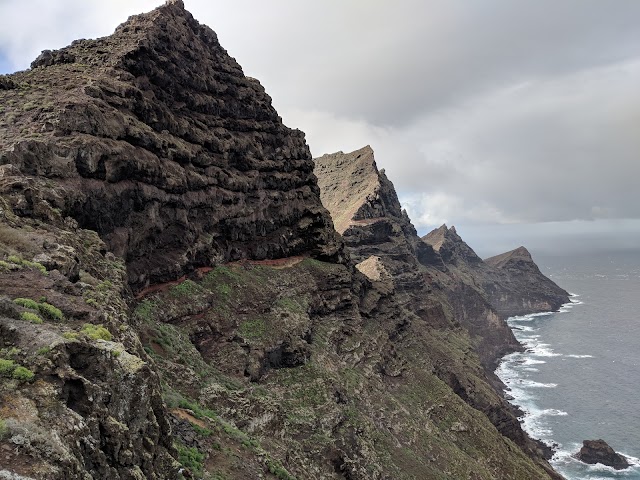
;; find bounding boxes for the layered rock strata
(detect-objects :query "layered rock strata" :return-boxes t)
[0,0,342,291]
[0,2,569,479]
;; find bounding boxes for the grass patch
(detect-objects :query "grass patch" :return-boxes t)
[238,318,266,340]
[176,443,205,478]
[80,324,112,341]
[170,279,204,297]
[275,296,307,314]
[12,366,34,381]
[193,424,213,437]
[266,459,296,480]
[134,299,156,322]
[63,331,79,340]
[36,346,51,356]
[20,311,42,324]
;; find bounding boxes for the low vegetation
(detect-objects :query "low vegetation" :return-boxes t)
[13,297,63,321]
[80,323,112,341]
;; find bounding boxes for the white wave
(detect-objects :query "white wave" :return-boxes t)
[517,379,558,388]
[530,345,562,357]
[565,354,594,359]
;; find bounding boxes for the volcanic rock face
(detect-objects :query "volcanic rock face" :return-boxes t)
[577,439,630,469]
[0,3,571,480]
[0,0,342,291]
[485,246,570,317]
[424,225,569,319]
[314,146,562,477]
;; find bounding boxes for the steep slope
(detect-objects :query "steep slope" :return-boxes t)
[0,3,566,480]
[422,226,569,319]
[0,0,342,291]
[485,246,569,317]
[314,147,561,478]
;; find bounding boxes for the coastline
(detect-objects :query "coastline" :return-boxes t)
[496,294,640,479]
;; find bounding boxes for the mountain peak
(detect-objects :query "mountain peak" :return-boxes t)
[422,224,482,264]
[314,146,400,233]
[485,246,534,269]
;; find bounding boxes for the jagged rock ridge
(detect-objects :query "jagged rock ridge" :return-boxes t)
[314,146,565,478]
[1,0,342,291]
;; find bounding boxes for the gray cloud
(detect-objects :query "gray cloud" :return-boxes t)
[1,0,639,253]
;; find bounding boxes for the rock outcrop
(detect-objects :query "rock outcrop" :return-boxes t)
[485,246,569,317]
[576,439,630,470]
[0,3,570,479]
[0,0,342,292]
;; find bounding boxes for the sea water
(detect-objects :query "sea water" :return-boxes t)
[496,250,640,479]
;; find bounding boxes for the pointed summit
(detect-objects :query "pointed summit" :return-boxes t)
[3,1,342,288]
[485,246,533,269]
[314,146,404,233]
[422,224,483,265]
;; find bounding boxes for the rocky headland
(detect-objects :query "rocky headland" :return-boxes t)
[0,2,568,479]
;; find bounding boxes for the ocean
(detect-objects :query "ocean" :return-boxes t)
[495,250,640,480]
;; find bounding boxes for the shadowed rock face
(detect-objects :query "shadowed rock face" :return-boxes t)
[485,246,570,317]
[0,0,343,291]
[577,439,630,470]
[423,226,570,319]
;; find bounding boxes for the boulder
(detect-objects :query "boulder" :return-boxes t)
[576,439,630,470]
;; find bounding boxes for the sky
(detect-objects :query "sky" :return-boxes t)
[1,0,639,257]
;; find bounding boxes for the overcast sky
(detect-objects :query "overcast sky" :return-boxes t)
[1,1,639,257]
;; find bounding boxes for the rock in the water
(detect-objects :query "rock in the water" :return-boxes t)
[576,439,630,470]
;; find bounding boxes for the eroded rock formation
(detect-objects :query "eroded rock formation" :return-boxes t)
[0,0,342,292]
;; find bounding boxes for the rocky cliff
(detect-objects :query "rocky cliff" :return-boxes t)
[0,0,342,292]
[485,246,569,317]
[314,147,563,478]
[423,225,569,320]
[0,2,567,479]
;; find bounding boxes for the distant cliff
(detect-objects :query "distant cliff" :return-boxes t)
[0,2,566,479]
[315,146,565,478]
[423,225,569,319]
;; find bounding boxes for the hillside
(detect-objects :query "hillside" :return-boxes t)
[1,2,566,479]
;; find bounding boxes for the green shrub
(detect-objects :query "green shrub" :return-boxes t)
[176,444,204,477]
[0,418,8,439]
[266,459,296,480]
[134,299,156,322]
[6,256,46,274]
[192,424,213,437]
[62,332,79,340]
[0,359,16,375]
[81,323,112,341]
[21,259,46,274]
[20,311,43,324]
[170,279,204,297]
[36,346,51,356]
[37,302,63,321]
[13,297,39,310]
[12,366,35,381]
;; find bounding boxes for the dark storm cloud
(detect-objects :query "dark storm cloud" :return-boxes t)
[1,0,639,250]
